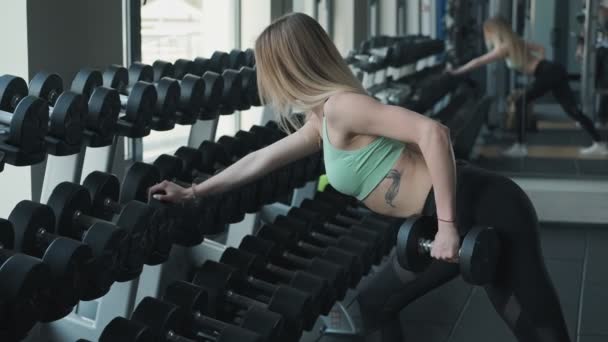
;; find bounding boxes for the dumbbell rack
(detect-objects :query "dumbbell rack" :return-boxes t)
[29,100,327,341]
[14,37,485,341]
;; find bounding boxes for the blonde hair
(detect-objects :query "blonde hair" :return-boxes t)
[254,12,366,131]
[483,16,528,69]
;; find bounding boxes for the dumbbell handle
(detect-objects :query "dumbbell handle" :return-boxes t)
[74,210,109,230]
[419,239,433,253]
[226,290,266,310]
[246,275,277,295]
[165,330,195,342]
[192,311,229,334]
[296,240,324,255]
[418,239,462,257]
[103,198,123,214]
[35,228,58,250]
[282,251,311,268]
[118,94,129,108]
[0,110,14,127]
[265,263,295,280]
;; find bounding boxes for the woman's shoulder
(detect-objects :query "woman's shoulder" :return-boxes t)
[324,92,375,121]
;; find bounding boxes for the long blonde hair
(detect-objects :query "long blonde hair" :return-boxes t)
[483,16,528,69]
[254,12,366,131]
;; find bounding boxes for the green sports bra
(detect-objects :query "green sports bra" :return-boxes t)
[322,115,405,200]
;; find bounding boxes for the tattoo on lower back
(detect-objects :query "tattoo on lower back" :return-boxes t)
[384,169,401,207]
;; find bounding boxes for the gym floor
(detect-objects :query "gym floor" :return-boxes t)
[316,222,608,342]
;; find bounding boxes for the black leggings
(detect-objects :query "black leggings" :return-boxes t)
[356,162,571,342]
[516,60,600,143]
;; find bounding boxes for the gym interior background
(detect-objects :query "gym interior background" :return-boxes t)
[0,0,606,341]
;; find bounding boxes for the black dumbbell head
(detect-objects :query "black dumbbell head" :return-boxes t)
[199,72,223,120]
[48,91,85,146]
[209,51,230,73]
[0,74,29,112]
[121,162,160,203]
[8,95,49,152]
[176,74,205,124]
[82,171,120,219]
[152,60,175,81]
[153,154,183,181]
[29,72,64,105]
[71,69,103,100]
[396,215,436,272]
[228,49,247,69]
[86,86,120,139]
[115,200,161,265]
[132,297,192,340]
[102,65,129,92]
[99,317,155,342]
[128,63,154,83]
[174,59,196,79]
[244,48,256,67]
[459,226,500,285]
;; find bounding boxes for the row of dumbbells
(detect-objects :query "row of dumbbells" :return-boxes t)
[0,48,259,168]
[75,188,402,342]
[0,120,319,341]
[345,35,445,73]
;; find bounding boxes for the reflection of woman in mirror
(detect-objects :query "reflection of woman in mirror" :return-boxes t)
[451,17,606,157]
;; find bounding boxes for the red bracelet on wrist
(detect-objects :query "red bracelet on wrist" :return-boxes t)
[438,217,455,223]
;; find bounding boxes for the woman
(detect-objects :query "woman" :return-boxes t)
[450,16,606,157]
[150,13,570,342]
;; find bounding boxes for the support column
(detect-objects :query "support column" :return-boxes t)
[379,0,398,35]
[582,0,599,121]
[334,0,369,55]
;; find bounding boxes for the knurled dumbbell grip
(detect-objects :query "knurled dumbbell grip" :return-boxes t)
[418,239,462,257]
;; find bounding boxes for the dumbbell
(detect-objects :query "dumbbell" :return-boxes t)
[9,200,93,322]
[0,219,52,338]
[81,171,169,266]
[70,69,121,147]
[237,235,336,315]
[244,48,256,67]
[133,296,263,342]
[191,55,242,115]
[0,75,49,164]
[199,136,290,202]
[47,181,154,282]
[396,215,500,285]
[29,72,85,155]
[172,146,261,215]
[286,205,381,267]
[259,221,362,288]
[43,176,127,298]
[219,247,322,328]
[152,59,216,123]
[166,281,283,342]
[170,59,223,121]
[245,231,348,301]
[102,65,157,137]
[312,191,399,252]
[280,210,373,271]
[94,317,155,342]
[227,49,248,69]
[193,260,306,341]
[153,153,245,225]
[164,281,273,342]
[126,62,180,131]
[121,161,227,240]
[227,48,256,69]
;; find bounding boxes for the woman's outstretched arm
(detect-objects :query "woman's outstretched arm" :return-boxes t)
[450,45,508,75]
[149,118,322,202]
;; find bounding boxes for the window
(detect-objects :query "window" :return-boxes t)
[139,0,238,162]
